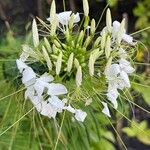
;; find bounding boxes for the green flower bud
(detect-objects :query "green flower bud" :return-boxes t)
[50,15,58,36]
[54,39,61,48]
[74,58,80,69]
[76,65,82,87]
[77,30,84,44]
[83,0,89,16]
[88,54,94,76]
[106,8,112,33]
[105,36,111,59]
[101,31,106,50]
[32,19,39,48]
[56,52,62,75]
[93,36,101,48]
[50,0,56,23]
[69,13,75,29]
[44,37,52,53]
[84,36,91,47]
[67,53,74,72]
[91,19,96,35]
[117,18,125,45]
[42,46,52,71]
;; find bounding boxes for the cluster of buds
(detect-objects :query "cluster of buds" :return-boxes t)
[16,0,136,121]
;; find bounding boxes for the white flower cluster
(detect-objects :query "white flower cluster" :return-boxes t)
[16,59,87,122]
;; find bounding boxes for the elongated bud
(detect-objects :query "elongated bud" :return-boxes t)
[83,0,89,16]
[84,36,91,47]
[93,36,101,48]
[105,36,111,59]
[56,52,62,75]
[117,18,125,45]
[42,46,52,70]
[67,53,74,72]
[104,56,112,75]
[32,19,39,47]
[106,8,112,33]
[101,31,106,50]
[44,37,52,53]
[76,66,82,87]
[91,19,96,35]
[77,30,84,44]
[88,54,94,76]
[92,48,102,60]
[50,15,58,36]
[52,44,59,54]
[54,39,61,48]
[50,0,56,23]
[69,13,75,29]
[74,58,80,68]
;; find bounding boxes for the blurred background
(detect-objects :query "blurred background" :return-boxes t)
[0,0,150,150]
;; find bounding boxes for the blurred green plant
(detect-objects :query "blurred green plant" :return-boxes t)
[123,120,150,145]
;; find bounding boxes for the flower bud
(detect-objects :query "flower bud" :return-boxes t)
[104,56,112,75]
[44,37,52,53]
[69,13,75,29]
[50,15,58,36]
[88,54,94,76]
[74,58,80,69]
[67,53,74,72]
[54,39,61,48]
[101,30,106,50]
[56,52,62,75]
[90,19,96,35]
[77,30,84,44]
[32,19,39,47]
[83,0,89,16]
[117,18,125,45]
[106,8,112,33]
[84,36,91,48]
[76,66,82,87]
[50,0,56,23]
[93,36,101,48]
[42,46,52,71]
[105,36,111,59]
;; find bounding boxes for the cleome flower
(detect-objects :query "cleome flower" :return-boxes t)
[15,0,137,122]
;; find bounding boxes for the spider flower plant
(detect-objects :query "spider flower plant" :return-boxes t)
[16,0,137,122]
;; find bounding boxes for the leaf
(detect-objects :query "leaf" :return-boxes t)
[132,83,150,105]
[122,127,136,137]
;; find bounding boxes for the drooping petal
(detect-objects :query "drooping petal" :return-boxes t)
[16,59,28,73]
[39,73,54,82]
[22,67,36,86]
[107,87,119,109]
[119,59,135,74]
[48,96,65,112]
[120,71,131,88]
[122,34,133,44]
[101,102,111,117]
[74,109,87,122]
[25,86,35,99]
[47,83,68,96]
[64,105,75,113]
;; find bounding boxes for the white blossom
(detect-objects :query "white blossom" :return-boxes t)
[101,102,111,117]
[74,109,87,122]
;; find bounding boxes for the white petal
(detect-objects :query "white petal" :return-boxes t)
[64,105,75,113]
[25,86,35,99]
[74,12,80,23]
[107,87,119,109]
[48,96,65,112]
[74,109,87,122]
[119,59,135,74]
[47,83,68,96]
[16,59,28,73]
[101,102,111,117]
[39,73,54,82]
[22,67,36,86]
[122,34,133,44]
[120,71,131,88]
[112,21,120,39]
[40,101,57,118]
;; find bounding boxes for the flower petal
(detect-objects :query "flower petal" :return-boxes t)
[101,102,111,117]
[16,59,28,73]
[74,109,87,122]
[47,83,68,96]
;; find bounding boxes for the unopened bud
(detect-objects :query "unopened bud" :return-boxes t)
[91,19,96,35]
[44,37,52,53]
[101,31,106,50]
[83,0,89,16]
[76,66,82,87]
[67,53,74,72]
[74,58,80,68]
[50,0,56,23]
[32,19,39,47]
[105,36,111,59]
[93,36,101,48]
[106,8,112,33]
[56,52,62,75]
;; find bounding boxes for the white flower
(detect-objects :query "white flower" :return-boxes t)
[112,21,134,44]
[47,11,80,26]
[101,102,111,117]
[74,109,87,122]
